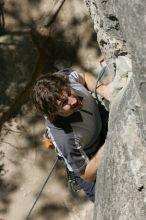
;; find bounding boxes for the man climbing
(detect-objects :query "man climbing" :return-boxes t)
[32,68,112,202]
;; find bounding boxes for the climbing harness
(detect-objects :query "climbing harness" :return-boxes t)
[93,59,106,100]
[0,0,5,34]
[25,157,58,220]
[43,136,81,192]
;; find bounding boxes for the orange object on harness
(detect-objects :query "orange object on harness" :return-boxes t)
[43,137,55,149]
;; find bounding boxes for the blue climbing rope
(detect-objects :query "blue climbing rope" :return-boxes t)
[93,65,106,99]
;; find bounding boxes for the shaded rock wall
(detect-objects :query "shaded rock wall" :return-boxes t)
[85,0,146,220]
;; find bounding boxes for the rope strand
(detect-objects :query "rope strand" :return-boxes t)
[25,157,58,220]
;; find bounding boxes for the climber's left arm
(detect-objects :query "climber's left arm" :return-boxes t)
[79,72,113,101]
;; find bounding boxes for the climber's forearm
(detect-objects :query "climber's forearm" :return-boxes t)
[78,71,96,92]
[96,82,113,101]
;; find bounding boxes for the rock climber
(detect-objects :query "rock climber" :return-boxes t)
[32,68,112,202]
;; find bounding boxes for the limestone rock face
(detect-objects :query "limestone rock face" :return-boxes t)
[85,0,146,219]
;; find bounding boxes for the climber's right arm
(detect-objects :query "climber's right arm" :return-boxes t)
[79,145,104,182]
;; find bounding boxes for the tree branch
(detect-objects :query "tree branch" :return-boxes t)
[44,0,66,27]
[0,0,66,132]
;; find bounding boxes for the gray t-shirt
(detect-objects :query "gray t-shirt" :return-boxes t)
[46,70,102,174]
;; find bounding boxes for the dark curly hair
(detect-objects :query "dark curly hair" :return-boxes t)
[32,70,71,121]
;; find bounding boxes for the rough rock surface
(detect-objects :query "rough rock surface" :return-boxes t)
[85,0,146,220]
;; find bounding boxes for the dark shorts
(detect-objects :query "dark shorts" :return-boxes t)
[75,176,96,202]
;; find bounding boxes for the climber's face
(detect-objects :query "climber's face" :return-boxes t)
[56,89,83,117]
